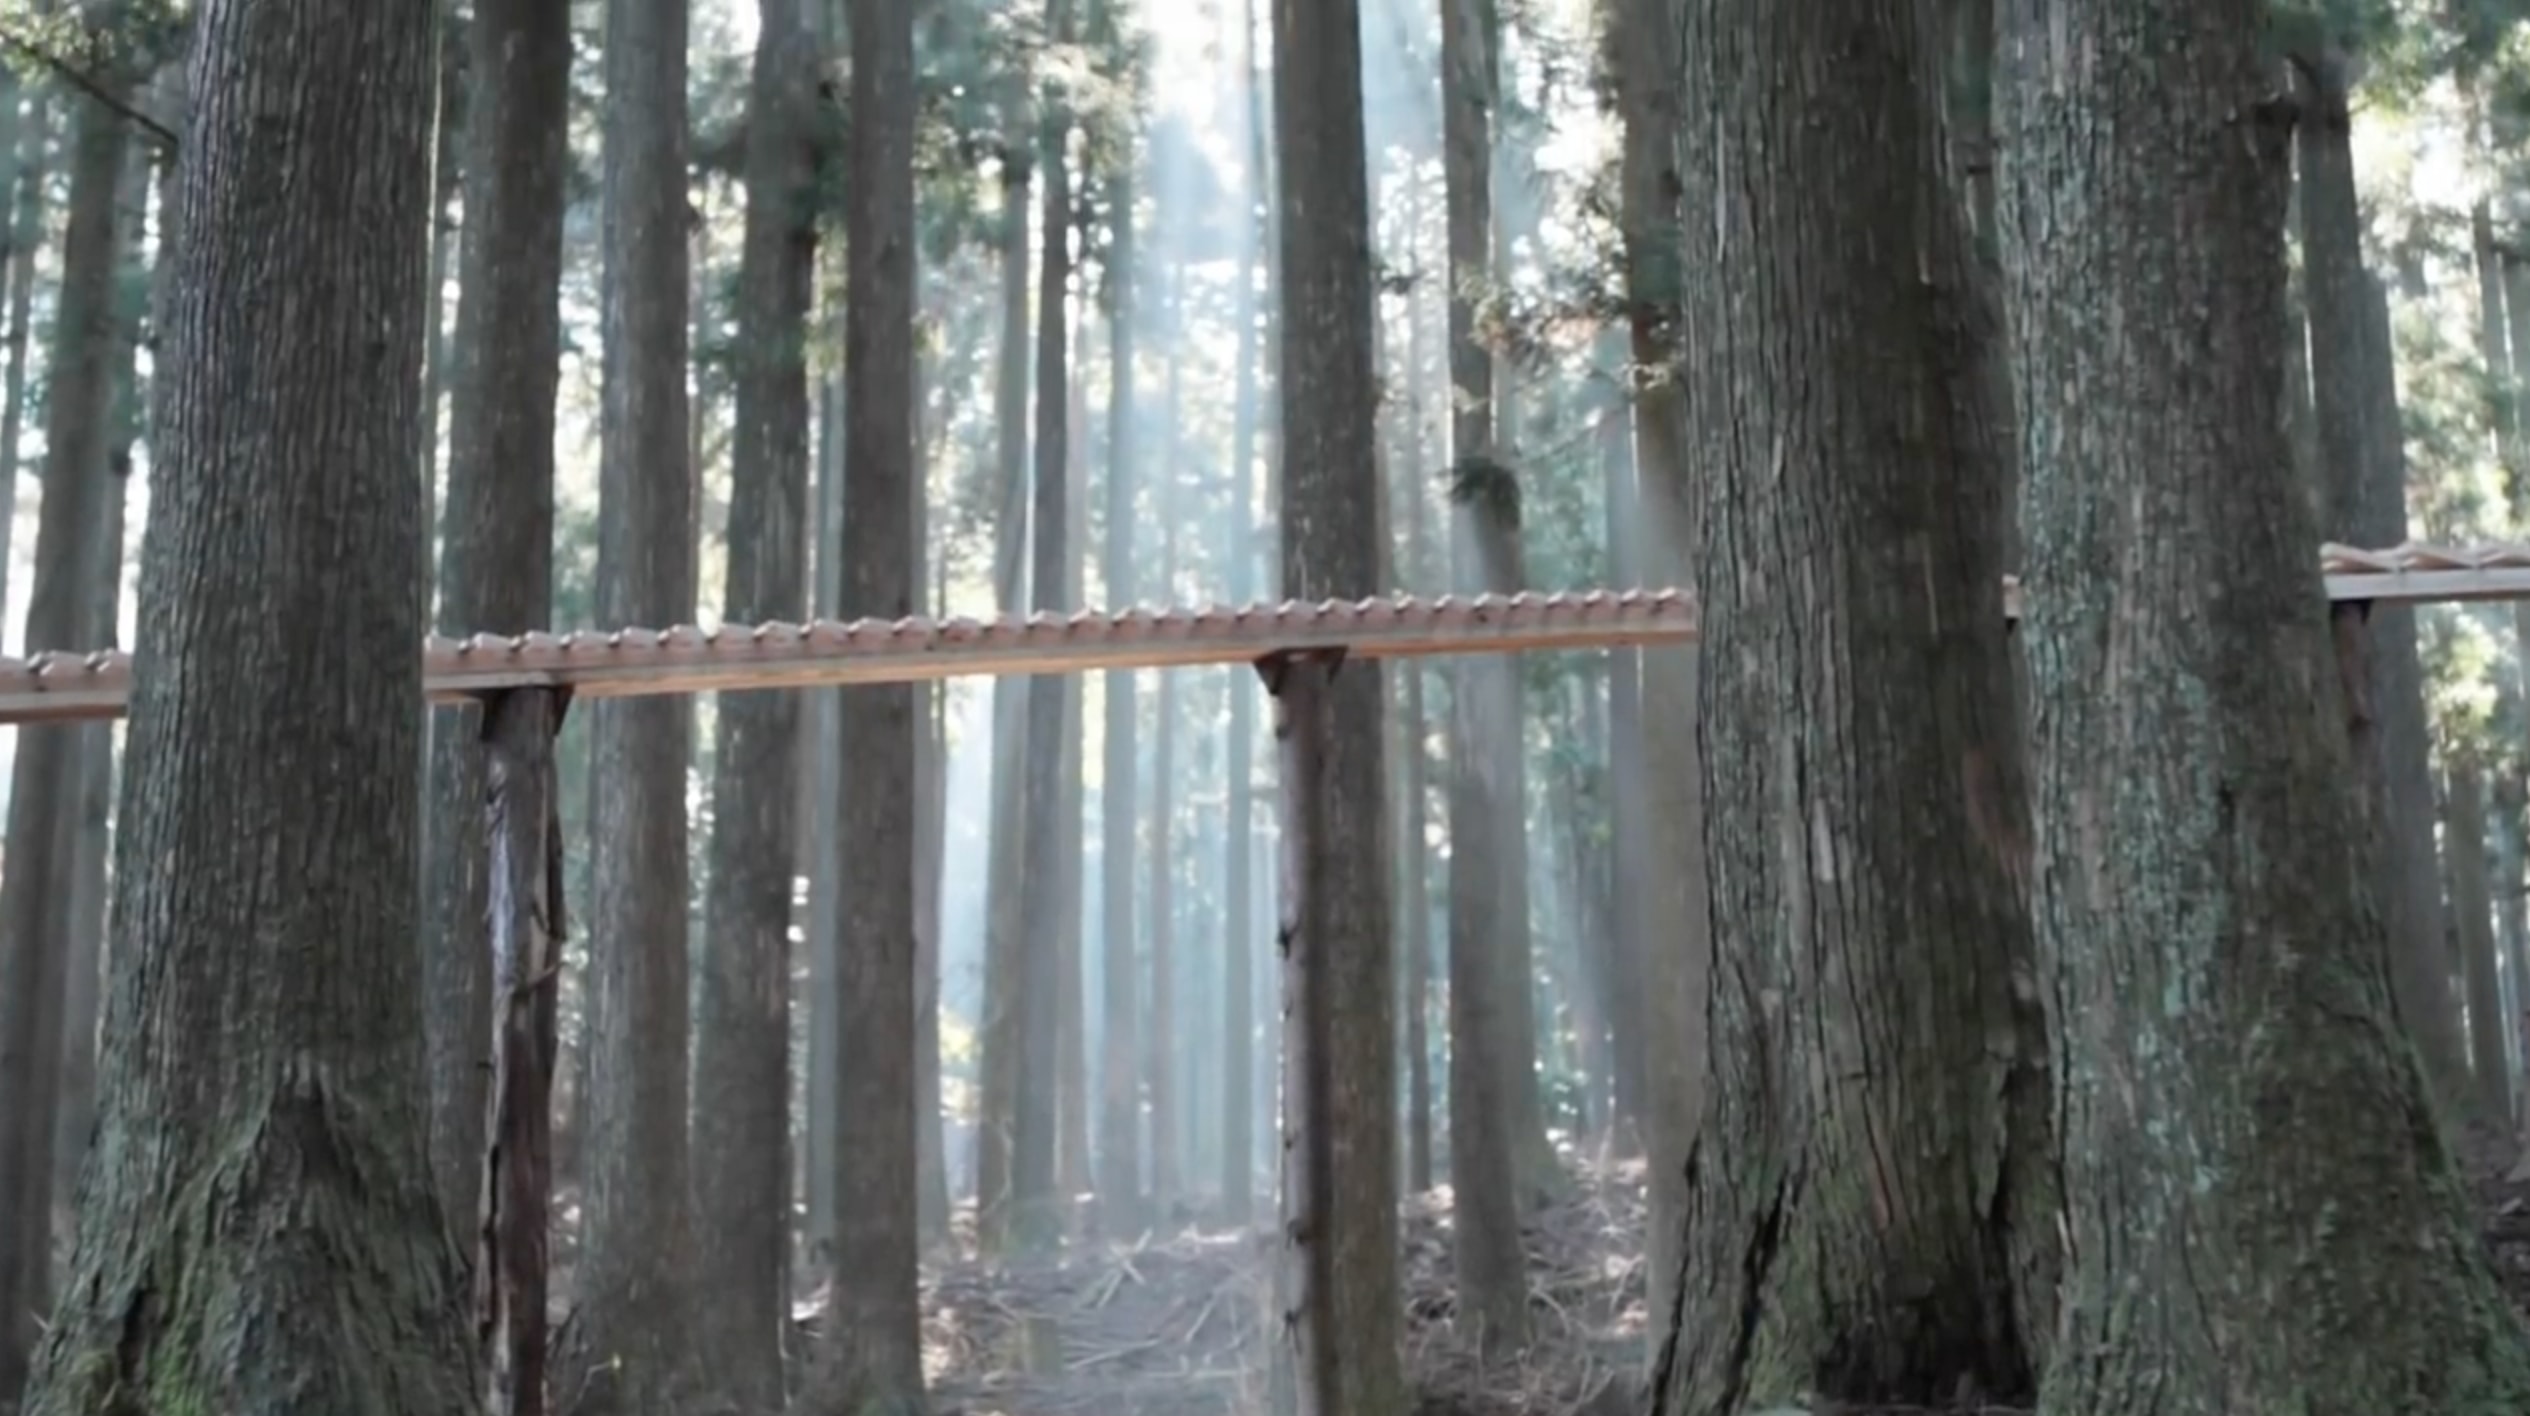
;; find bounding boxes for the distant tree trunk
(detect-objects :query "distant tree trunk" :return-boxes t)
[815,0,927,1404]
[12,0,482,1409]
[0,59,139,1393]
[420,0,466,574]
[1148,502,1182,1218]
[912,324,951,1250]
[1653,2,2052,1407]
[49,107,158,1237]
[422,0,573,1239]
[1268,0,1405,1402]
[1097,155,1144,1238]
[2448,765,2513,1121]
[1590,324,1644,1145]
[1218,199,1262,1240]
[1608,0,1704,1340]
[577,0,704,1401]
[1010,16,1075,1247]
[2290,46,2471,1116]
[694,0,819,1401]
[1397,218,1436,1194]
[0,77,37,636]
[975,137,1034,1252]
[2001,2,2530,1406]
[1056,342,1091,1211]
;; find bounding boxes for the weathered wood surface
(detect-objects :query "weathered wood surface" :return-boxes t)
[5,541,2525,723]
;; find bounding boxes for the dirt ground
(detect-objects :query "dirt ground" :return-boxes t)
[847,1137,2530,1416]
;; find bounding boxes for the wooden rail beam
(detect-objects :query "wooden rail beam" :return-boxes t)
[5,542,2528,725]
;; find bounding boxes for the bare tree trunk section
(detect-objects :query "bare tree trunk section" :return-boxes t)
[1268,0,1404,1397]
[1097,156,1144,1239]
[0,74,33,637]
[1056,353,1091,1214]
[1653,3,2051,1408]
[478,689,565,1416]
[2449,765,2513,1122]
[0,57,138,1393]
[2290,48,2471,1116]
[576,0,703,1402]
[975,142,1035,1254]
[816,1,928,1405]
[1011,22,1074,1248]
[1608,0,1705,1343]
[13,0,480,1406]
[2001,1,2530,1406]
[423,0,572,1241]
[1149,662,1181,1217]
[693,0,821,1400]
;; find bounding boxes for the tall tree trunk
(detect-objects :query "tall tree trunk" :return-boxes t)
[0,55,139,1393]
[694,0,819,1401]
[420,0,466,594]
[1216,0,1269,1234]
[1097,155,1143,1238]
[13,0,482,1407]
[2450,764,2512,1122]
[1609,0,1705,1339]
[2000,3,2530,1407]
[1011,17,1074,1248]
[1267,0,1405,1402]
[1056,339,1090,1211]
[1398,207,1436,1195]
[1148,477,1181,1218]
[578,0,703,1401]
[912,314,952,1248]
[816,0,927,1402]
[975,138,1035,1252]
[0,71,31,637]
[1653,2,2052,1407]
[421,0,573,1241]
[2289,46,2471,1116]
[1590,324,1645,1146]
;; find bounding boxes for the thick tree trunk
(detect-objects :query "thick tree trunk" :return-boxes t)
[13,2,481,1409]
[1097,159,1143,1238]
[0,59,139,1394]
[1652,4,2051,1408]
[974,143,1034,1252]
[693,0,819,1402]
[2290,50,2471,1114]
[1999,3,2530,1407]
[814,0,927,1403]
[1010,26,1073,1246]
[576,0,703,1402]
[421,0,572,1241]
[1268,0,1404,1401]
[1609,0,1705,1340]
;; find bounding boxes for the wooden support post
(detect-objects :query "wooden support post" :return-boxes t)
[1259,647,1342,1416]
[475,686,568,1416]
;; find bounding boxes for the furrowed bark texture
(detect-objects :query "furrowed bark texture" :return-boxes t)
[1270,0,1404,1400]
[13,1,481,1411]
[0,59,137,1392]
[576,0,701,1403]
[1999,2,2530,1410]
[818,0,927,1405]
[423,0,571,1236]
[1653,2,2051,1409]
[693,0,819,1399]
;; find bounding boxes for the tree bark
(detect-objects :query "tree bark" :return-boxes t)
[1652,3,2051,1408]
[576,0,703,1402]
[1011,13,1074,1247]
[974,137,1034,1252]
[421,0,572,1242]
[2000,2,2530,1407]
[1097,156,1144,1238]
[2449,764,2513,1122]
[13,0,480,1409]
[1608,0,1706,1341]
[2290,49,2471,1115]
[0,48,140,1393]
[692,0,819,1402]
[813,0,927,1404]
[1268,0,1404,1399]
[1221,78,1263,1226]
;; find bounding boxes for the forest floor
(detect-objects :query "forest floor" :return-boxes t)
[849,1135,2530,1416]
[888,1156,1650,1416]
